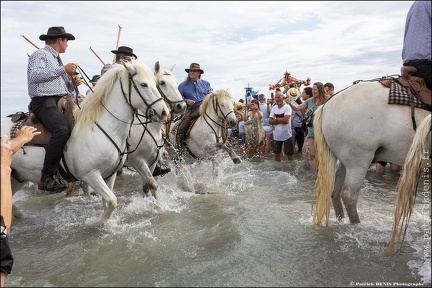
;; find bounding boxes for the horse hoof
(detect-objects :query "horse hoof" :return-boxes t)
[13,210,26,220]
[233,158,241,164]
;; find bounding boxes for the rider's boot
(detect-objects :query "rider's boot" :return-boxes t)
[38,171,67,193]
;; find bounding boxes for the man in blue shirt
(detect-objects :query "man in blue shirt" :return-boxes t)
[402,1,431,90]
[176,63,212,150]
[28,26,82,192]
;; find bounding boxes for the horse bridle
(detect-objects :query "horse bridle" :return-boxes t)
[95,66,165,180]
[157,72,184,114]
[203,92,235,144]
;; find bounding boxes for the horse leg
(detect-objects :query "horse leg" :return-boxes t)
[220,143,241,164]
[331,162,346,221]
[212,159,219,177]
[130,158,159,199]
[12,203,26,220]
[83,173,117,221]
[80,181,93,197]
[65,181,76,197]
[11,179,28,219]
[341,164,369,224]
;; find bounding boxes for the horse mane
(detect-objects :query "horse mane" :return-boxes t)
[199,89,233,115]
[74,64,123,133]
[74,61,155,133]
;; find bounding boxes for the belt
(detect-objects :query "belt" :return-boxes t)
[404,59,432,65]
[34,94,68,98]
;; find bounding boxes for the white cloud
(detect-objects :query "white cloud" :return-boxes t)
[1,0,414,116]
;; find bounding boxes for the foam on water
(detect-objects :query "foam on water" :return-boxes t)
[8,154,431,286]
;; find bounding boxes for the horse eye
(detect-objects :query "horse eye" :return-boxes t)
[159,81,165,86]
[140,83,148,88]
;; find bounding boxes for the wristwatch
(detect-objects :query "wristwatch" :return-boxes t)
[1,224,7,239]
[1,215,7,239]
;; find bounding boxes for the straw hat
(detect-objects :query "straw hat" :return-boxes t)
[287,88,299,98]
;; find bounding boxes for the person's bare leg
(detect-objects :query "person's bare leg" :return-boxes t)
[308,138,317,170]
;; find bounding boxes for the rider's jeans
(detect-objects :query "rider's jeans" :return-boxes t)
[30,96,71,177]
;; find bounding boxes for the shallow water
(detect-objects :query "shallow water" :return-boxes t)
[7,152,431,287]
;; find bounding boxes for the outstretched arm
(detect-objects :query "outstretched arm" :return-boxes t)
[1,136,14,234]
[9,126,41,153]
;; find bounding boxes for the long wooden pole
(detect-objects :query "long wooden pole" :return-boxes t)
[113,25,122,63]
[89,46,105,65]
[21,35,39,49]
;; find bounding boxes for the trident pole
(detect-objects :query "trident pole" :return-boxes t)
[21,35,39,49]
[113,25,122,63]
[89,46,105,65]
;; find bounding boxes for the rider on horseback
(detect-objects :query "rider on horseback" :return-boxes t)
[28,26,82,193]
[176,63,213,152]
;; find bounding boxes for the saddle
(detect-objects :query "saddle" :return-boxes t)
[8,96,76,147]
[379,66,431,131]
[397,66,431,106]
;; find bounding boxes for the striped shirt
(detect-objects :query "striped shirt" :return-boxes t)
[27,45,73,98]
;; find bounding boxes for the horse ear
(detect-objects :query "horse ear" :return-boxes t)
[169,64,176,71]
[122,61,137,77]
[154,61,160,74]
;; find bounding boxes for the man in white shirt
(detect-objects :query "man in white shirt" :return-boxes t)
[269,91,294,162]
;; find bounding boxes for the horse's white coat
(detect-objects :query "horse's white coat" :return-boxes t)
[122,62,186,198]
[2,60,169,221]
[313,81,429,225]
[169,89,241,164]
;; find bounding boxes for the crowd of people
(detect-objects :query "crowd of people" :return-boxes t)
[228,81,333,170]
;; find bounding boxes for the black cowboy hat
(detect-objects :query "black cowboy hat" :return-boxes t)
[111,46,137,59]
[90,75,100,83]
[185,63,204,74]
[39,26,75,41]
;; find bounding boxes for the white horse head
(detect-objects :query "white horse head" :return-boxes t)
[75,60,169,133]
[154,61,186,115]
[170,89,241,164]
[199,89,237,128]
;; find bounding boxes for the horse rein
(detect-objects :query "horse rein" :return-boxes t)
[157,72,185,112]
[203,92,234,144]
[95,67,163,180]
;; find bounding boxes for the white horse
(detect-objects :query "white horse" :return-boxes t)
[3,60,169,221]
[66,61,186,199]
[311,80,429,243]
[120,61,186,198]
[168,89,241,166]
[385,113,431,254]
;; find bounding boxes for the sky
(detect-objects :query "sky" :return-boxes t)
[1,1,414,118]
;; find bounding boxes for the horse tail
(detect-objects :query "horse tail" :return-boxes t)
[385,114,431,255]
[312,105,337,227]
